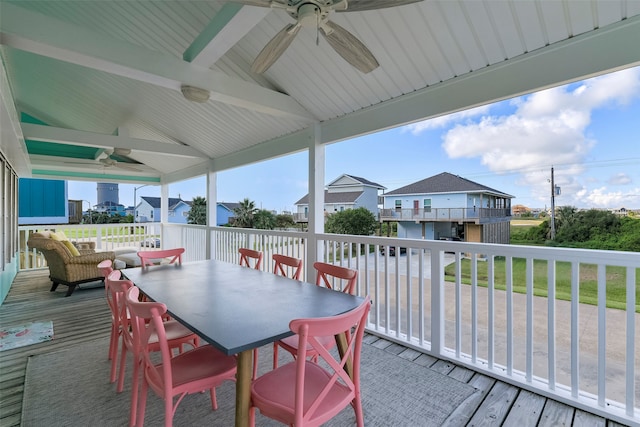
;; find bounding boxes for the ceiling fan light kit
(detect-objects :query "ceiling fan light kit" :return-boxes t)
[181,85,211,103]
[234,0,422,74]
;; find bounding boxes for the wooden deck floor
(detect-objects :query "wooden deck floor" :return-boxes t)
[0,269,629,427]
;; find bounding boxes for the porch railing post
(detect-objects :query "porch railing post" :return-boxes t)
[430,248,444,355]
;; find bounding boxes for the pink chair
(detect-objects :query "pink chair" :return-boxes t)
[107,272,199,427]
[272,254,303,280]
[273,262,358,369]
[137,247,185,268]
[250,296,371,427]
[126,286,237,427]
[98,260,119,370]
[239,248,263,270]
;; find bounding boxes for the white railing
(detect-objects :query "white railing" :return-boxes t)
[17,224,639,424]
[19,223,161,269]
[313,234,639,425]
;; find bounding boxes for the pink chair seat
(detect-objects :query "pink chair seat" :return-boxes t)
[149,345,237,391]
[251,362,353,425]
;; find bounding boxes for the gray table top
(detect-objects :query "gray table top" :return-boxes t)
[122,259,364,355]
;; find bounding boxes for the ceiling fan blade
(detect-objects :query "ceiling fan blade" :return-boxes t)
[320,21,379,73]
[115,163,143,172]
[251,24,301,74]
[229,0,286,7]
[335,0,423,12]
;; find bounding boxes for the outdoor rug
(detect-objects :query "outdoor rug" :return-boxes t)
[0,321,53,352]
[22,337,477,426]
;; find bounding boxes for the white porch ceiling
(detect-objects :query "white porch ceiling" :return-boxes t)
[1,0,639,184]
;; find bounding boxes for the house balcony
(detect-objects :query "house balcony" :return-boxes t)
[12,223,640,426]
[379,207,512,223]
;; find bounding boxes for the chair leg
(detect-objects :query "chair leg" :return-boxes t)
[272,343,279,369]
[209,387,218,410]
[129,357,140,427]
[65,285,76,297]
[109,328,119,383]
[117,342,129,393]
[137,380,149,427]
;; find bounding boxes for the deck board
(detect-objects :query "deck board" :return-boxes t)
[0,269,626,427]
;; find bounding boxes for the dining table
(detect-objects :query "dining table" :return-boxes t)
[122,258,365,427]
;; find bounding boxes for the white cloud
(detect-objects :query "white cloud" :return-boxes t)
[440,67,640,206]
[608,173,632,185]
[582,187,640,208]
[403,105,491,134]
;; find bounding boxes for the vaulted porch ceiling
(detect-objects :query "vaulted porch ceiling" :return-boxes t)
[1,0,639,184]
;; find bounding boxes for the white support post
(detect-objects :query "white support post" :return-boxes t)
[207,170,217,260]
[160,183,169,246]
[306,124,324,283]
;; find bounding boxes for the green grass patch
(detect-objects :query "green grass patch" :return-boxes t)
[444,257,640,312]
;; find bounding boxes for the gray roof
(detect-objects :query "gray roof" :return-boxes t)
[338,174,386,189]
[218,202,241,211]
[295,191,363,206]
[384,172,513,198]
[140,196,185,209]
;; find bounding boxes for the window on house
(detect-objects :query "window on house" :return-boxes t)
[395,200,402,211]
[424,199,431,213]
[150,211,153,219]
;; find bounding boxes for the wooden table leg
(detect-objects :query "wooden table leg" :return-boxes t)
[335,332,353,378]
[235,349,253,427]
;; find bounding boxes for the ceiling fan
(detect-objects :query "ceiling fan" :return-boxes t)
[64,148,144,172]
[228,0,423,74]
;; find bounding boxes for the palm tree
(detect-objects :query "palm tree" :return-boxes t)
[233,198,257,228]
[187,196,207,225]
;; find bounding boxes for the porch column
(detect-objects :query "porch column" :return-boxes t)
[206,170,217,260]
[160,183,169,243]
[306,123,324,282]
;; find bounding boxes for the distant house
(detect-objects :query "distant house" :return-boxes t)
[217,202,240,226]
[136,196,191,224]
[294,174,386,222]
[381,172,513,244]
[94,200,126,217]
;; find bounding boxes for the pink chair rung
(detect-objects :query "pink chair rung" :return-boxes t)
[137,247,185,268]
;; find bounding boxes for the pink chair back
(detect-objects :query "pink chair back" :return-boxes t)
[289,296,370,426]
[272,254,302,280]
[126,286,173,394]
[98,259,114,279]
[239,248,263,270]
[137,247,185,268]
[313,262,358,294]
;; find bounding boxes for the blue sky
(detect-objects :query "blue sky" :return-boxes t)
[69,66,640,212]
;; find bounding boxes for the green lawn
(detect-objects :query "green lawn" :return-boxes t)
[444,257,640,312]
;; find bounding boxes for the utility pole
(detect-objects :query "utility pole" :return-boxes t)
[550,166,556,240]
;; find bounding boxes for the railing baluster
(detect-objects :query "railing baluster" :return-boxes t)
[455,251,462,358]
[419,249,425,347]
[526,257,533,383]
[471,252,478,363]
[598,264,607,407]
[548,259,556,390]
[506,255,513,376]
[626,266,636,416]
[488,255,494,369]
